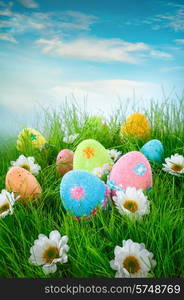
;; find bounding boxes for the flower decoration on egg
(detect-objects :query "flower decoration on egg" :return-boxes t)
[73,139,113,173]
[107,179,122,191]
[0,189,19,218]
[109,151,152,192]
[29,230,69,275]
[29,133,37,141]
[83,147,95,159]
[10,155,41,175]
[60,170,109,219]
[110,239,156,278]
[70,186,85,201]
[133,163,147,176]
[162,154,184,176]
[16,128,47,152]
[113,187,150,219]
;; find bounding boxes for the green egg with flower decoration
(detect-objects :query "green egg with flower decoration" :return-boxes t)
[84,116,108,130]
[17,128,47,152]
[73,139,113,173]
[83,116,111,139]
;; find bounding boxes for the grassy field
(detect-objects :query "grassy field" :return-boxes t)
[0,98,183,278]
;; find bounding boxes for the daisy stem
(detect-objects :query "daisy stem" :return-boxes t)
[172,176,175,197]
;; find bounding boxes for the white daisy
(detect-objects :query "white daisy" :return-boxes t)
[63,133,79,144]
[108,149,121,162]
[110,239,156,278]
[92,167,104,178]
[0,189,19,218]
[29,230,69,275]
[113,187,150,219]
[92,164,113,179]
[162,153,184,176]
[102,163,113,174]
[10,155,41,175]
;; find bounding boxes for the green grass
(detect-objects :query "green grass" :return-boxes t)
[0,98,183,278]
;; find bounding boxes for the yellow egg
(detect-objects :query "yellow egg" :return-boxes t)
[17,128,47,152]
[6,167,42,203]
[120,113,151,140]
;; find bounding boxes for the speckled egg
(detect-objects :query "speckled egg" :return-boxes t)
[56,149,74,177]
[109,151,152,192]
[17,128,47,152]
[120,113,151,140]
[60,170,110,218]
[141,139,164,163]
[6,167,42,202]
[73,139,113,173]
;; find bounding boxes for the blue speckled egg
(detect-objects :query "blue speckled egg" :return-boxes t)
[140,139,164,163]
[60,170,109,219]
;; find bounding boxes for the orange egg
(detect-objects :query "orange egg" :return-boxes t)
[120,112,151,140]
[6,167,42,203]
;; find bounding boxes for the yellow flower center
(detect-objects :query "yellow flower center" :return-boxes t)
[43,246,59,264]
[0,202,10,214]
[123,200,138,213]
[20,164,31,171]
[83,147,95,159]
[123,255,141,274]
[171,164,183,172]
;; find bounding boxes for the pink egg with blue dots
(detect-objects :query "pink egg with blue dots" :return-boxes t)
[60,170,110,219]
[108,151,152,193]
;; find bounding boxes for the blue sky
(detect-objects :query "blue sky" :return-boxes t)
[0,0,184,135]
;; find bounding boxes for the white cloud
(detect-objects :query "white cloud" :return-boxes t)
[18,0,39,9]
[161,66,184,72]
[0,33,17,43]
[52,79,160,96]
[36,37,172,63]
[36,37,151,63]
[150,49,172,58]
[141,3,184,32]
[0,1,13,16]
[1,79,162,131]
[50,79,162,115]
[175,39,184,44]
[0,2,97,36]
[59,11,98,31]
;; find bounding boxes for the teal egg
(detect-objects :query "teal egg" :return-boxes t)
[140,139,164,163]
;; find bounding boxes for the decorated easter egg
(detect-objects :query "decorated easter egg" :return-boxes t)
[85,116,109,131]
[120,113,151,139]
[6,167,42,202]
[73,139,113,173]
[83,116,111,145]
[109,151,152,192]
[56,149,74,176]
[60,170,110,218]
[140,139,164,163]
[17,128,47,152]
